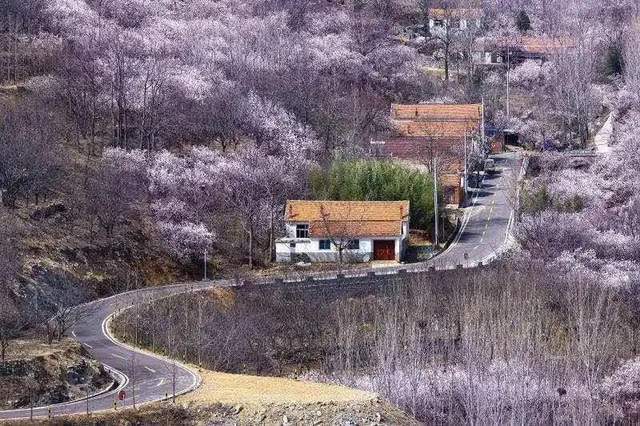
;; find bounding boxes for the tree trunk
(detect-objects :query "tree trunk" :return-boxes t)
[268,209,274,264]
[248,227,253,269]
[444,46,450,82]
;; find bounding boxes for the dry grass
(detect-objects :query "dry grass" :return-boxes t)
[4,338,80,361]
[180,369,376,406]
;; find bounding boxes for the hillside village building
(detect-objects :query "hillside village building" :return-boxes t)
[371,103,484,206]
[276,200,410,263]
[473,36,577,66]
[428,8,483,31]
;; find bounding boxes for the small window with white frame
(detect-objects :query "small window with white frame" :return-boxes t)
[319,240,331,250]
[296,224,309,238]
[346,239,360,250]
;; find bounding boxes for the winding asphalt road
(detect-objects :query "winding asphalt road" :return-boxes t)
[429,151,523,269]
[0,151,522,422]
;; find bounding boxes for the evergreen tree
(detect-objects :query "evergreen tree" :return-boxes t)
[516,10,531,33]
[310,160,441,230]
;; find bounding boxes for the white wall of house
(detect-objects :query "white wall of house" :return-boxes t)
[429,18,480,30]
[276,221,409,263]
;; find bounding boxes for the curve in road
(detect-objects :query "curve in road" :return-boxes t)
[0,151,522,421]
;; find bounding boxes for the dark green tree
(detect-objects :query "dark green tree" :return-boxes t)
[605,44,624,77]
[309,160,441,231]
[516,10,531,33]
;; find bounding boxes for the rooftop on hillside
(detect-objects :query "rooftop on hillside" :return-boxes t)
[285,200,410,238]
[391,103,482,122]
[429,8,484,20]
[390,103,482,138]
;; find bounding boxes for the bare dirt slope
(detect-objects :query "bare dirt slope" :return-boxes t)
[176,369,418,425]
[0,339,112,410]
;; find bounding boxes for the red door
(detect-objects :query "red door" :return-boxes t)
[373,240,396,261]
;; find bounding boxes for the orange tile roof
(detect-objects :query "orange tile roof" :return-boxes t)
[391,103,482,121]
[395,120,479,138]
[483,36,576,55]
[310,221,403,238]
[286,200,409,238]
[391,103,481,138]
[520,36,576,55]
[429,8,484,20]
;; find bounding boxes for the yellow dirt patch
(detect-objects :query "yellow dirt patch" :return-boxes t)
[5,338,80,361]
[180,370,376,405]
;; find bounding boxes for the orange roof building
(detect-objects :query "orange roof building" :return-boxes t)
[390,103,482,138]
[428,8,483,31]
[371,102,483,207]
[429,8,484,20]
[276,200,410,263]
[474,36,577,66]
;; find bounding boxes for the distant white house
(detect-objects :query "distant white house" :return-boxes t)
[428,8,483,31]
[473,36,577,67]
[276,200,410,263]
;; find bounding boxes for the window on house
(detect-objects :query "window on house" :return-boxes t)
[296,224,309,238]
[346,239,360,250]
[319,240,331,250]
[289,242,296,248]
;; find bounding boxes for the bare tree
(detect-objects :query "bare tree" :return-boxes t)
[0,295,22,362]
[84,148,148,239]
[0,101,62,208]
[318,203,364,268]
[48,303,91,343]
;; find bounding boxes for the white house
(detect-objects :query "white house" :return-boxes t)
[473,36,577,67]
[276,200,410,263]
[428,8,483,31]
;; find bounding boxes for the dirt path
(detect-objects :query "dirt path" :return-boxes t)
[594,112,613,154]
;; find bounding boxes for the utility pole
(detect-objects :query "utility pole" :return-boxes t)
[433,157,439,249]
[481,95,486,151]
[131,355,136,410]
[464,132,468,202]
[506,46,511,122]
[203,249,208,280]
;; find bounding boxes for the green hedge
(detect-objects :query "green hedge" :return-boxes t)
[309,160,440,230]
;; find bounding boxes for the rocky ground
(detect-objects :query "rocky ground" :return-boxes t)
[13,400,418,425]
[0,338,112,409]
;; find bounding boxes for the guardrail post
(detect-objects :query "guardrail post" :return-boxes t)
[48,407,52,419]
[478,262,483,268]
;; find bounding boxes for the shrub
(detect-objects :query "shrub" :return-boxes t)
[601,357,640,418]
[309,160,439,230]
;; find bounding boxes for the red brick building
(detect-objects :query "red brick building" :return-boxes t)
[371,103,483,206]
